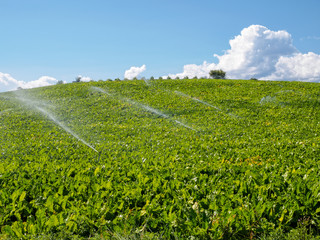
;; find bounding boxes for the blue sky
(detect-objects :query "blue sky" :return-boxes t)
[1,0,320,91]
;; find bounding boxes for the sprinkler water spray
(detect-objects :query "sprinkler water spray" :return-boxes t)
[174,90,238,119]
[91,87,197,131]
[35,105,98,153]
[174,91,219,109]
[14,93,98,153]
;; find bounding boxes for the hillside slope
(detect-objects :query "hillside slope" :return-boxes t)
[1,79,320,239]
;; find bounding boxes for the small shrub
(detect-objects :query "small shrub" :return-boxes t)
[209,69,226,79]
[75,76,81,82]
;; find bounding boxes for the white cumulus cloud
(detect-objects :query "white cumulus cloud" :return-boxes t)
[124,64,146,80]
[0,73,58,92]
[167,25,320,82]
[264,52,320,82]
[215,25,298,79]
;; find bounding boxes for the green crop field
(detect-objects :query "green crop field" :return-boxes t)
[1,79,320,239]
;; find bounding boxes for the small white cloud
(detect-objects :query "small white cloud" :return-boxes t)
[124,64,146,80]
[0,73,58,92]
[167,61,217,79]
[0,73,20,88]
[77,75,92,82]
[166,25,320,82]
[22,76,58,88]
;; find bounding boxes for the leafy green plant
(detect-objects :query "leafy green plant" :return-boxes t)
[1,79,320,239]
